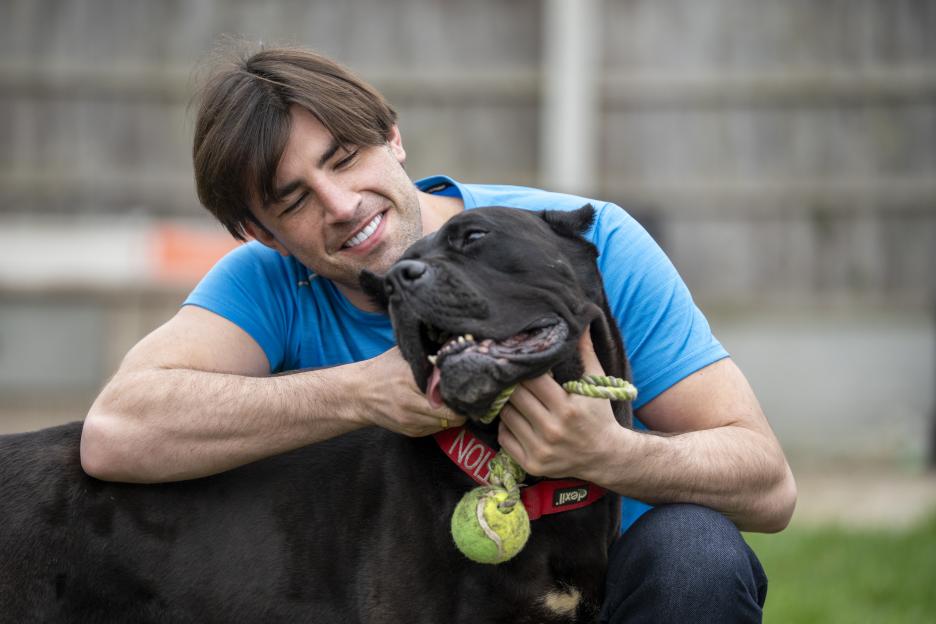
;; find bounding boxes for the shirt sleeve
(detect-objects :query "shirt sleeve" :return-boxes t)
[182,242,295,372]
[591,203,728,410]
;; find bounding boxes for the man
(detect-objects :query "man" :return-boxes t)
[81,45,795,622]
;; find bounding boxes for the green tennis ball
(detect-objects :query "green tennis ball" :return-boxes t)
[450,486,530,564]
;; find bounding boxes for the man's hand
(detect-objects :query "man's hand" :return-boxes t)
[355,346,465,436]
[497,330,622,478]
[497,330,796,532]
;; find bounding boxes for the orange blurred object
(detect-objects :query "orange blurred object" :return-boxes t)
[149,224,242,286]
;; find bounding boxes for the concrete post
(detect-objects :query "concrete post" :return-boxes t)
[540,0,601,195]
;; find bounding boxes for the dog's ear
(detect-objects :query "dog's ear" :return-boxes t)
[541,204,596,239]
[358,269,389,310]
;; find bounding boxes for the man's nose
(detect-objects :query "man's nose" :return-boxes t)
[317,177,361,221]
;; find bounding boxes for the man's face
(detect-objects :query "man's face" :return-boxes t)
[248,107,423,307]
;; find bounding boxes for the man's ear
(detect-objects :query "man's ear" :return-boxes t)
[541,204,596,239]
[244,220,290,257]
[386,124,406,164]
[358,269,390,310]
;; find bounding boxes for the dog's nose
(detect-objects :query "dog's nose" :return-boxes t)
[386,259,431,292]
[397,260,428,281]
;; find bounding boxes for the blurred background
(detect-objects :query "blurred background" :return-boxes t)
[1,0,934,617]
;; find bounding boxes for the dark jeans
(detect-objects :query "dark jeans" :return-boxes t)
[600,504,768,623]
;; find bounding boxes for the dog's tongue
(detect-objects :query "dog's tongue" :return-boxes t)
[426,365,445,409]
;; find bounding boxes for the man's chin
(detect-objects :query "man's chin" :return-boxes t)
[322,215,422,282]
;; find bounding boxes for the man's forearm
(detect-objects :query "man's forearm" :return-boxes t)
[81,365,367,483]
[587,425,796,533]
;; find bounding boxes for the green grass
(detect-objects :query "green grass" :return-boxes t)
[745,512,936,623]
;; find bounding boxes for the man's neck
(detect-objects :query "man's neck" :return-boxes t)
[419,188,464,234]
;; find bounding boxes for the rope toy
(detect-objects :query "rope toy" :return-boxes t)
[450,375,637,564]
[561,375,638,402]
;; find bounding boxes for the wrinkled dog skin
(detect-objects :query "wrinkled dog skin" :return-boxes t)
[1,205,632,623]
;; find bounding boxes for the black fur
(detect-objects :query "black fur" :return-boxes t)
[0,205,632,623]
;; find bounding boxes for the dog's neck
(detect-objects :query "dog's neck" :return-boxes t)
[465,420,501,450]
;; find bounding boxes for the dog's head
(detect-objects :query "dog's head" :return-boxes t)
[360,204,623,421]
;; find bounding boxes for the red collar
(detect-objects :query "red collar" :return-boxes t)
[434,426,606,520]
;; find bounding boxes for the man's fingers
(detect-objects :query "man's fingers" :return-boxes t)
[430,403,466,429]
[578,328,606,376]
[500,402,537,441]
[430,401,463,421]
[497,410,530,467]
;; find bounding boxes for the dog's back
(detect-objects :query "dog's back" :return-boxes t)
[1,423,616,623]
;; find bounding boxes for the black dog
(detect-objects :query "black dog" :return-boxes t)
[0,205,632,623]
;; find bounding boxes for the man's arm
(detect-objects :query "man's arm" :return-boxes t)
[497,333,796,533]
[81,305,461,483]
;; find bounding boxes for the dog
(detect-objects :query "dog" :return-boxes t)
[0,204,632,623]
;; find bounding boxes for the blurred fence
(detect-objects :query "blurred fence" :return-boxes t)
[1,0,934,466]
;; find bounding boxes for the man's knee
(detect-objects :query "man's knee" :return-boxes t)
[625,503,758,579]
[602,504,767,624]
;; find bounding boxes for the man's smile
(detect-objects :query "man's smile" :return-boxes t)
[339,209,388,253]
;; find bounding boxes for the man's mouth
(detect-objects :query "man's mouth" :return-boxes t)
[343,212,384,249]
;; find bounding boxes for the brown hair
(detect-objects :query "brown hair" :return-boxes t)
[192,43,398,240]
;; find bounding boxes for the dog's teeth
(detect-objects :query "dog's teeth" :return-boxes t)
[458,336,466,344]
[465,334,474,342]
[428,355,438,365]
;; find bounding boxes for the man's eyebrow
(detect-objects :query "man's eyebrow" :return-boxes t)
[270,138,343,203]
[317,138,342,168]
[273,179,303,203]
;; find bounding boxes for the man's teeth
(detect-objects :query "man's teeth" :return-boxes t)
[344,214,383,248]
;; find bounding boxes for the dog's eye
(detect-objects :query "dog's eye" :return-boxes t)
[463,229,487,245]
[447,228,488,250]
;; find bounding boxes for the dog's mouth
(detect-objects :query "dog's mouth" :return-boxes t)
[414,316,570,417]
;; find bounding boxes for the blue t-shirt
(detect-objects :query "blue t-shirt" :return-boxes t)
[184,175,728,531]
